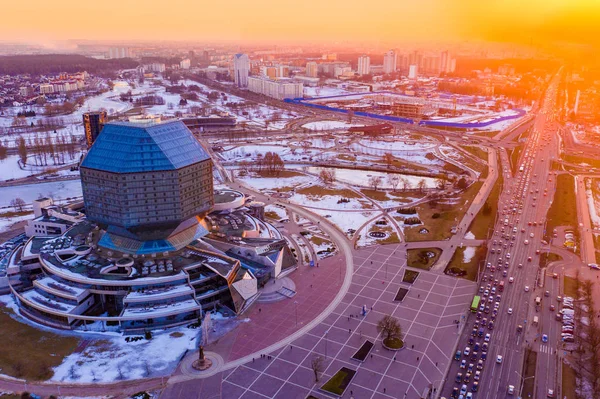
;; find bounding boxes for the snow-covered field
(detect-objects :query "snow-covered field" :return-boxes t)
[264,204,289,221]
[310,208,377,236]
[305,167,438,189]
[587,179,600,228]
[0,179,82,208]
[301,121,361,130]
[303,87,350,98]
[0,212,33,233]
[238,174,314,192]
[51,327,199,383]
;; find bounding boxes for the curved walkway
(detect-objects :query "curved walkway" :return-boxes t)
[168,196,355,383]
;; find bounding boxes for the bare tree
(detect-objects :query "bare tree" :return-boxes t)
[17,136,27,165]
[10,198,26,212]
[311,355,325,382]
[401,177,412,192]
[377,314,403,342]
[435,178,446,190]
[382,152,394,168]
[387,174,401,192]
[319,169,336,184]
[417,179,427,193]
[368,176,383,191]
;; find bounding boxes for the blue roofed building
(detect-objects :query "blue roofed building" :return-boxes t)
[80,120,214,255]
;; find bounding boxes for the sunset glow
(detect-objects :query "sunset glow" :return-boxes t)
[2,0,600,46]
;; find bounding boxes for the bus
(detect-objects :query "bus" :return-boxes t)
[470,296,481,313]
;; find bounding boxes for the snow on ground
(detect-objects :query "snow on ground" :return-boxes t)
[289,185,369,211]
[265,204,289,221]
[0,212,33,233]
[0,179,82,208]
[220,145,291,161]
[463,247,476,263]
[357,139,436,152]
[464,231,476,240]
[289,137,337,149]
[349,142,442,166]
[238,174,315,191]
[310,208,377,236]
[305,167,438,189]
[0,155,36,181]
[303,87,350,97]
[51,327,199,383]
[301,121,362,130]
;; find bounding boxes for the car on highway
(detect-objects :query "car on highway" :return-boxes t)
[517,325,523,332]
[474,370,481,381]
[455,350,462,360]
[455,372,463,383]
[557,296,563,302]
[550,304,556,311]
[464,346,471,356]
[542,334,548,342]
[547,389,555,397]
[484,333,491,342]
[460,360,466,369]
[496,355,503,364]
[508,385,515,395]
[589,263,600,270]
[524,285,530,292]
[509,276,514,283]
[467,363,474,373]
[507,308,513,315]
[472,381,479,392]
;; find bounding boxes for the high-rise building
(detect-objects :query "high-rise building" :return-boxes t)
[80,120,214,249]
[408,65,418,79]
[233,53,250,88]
[383,50,397,74]
[306,61,318,78]
[358,55,370,76]
[83,111,108,148]
[247,77,303,100]
[108,47,130,59]
[180,58,191,70]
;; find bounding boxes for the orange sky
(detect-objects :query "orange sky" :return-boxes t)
[2,0,600,46]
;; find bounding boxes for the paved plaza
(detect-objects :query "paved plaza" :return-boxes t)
[163,244,476,399]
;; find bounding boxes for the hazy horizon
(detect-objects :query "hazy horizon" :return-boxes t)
[2,0,600,49]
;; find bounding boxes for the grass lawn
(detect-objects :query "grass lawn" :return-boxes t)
[402,270,420,284]
[407,248,442,270]
[309,236,328,246]
[0,307,80,380]
[562,364,577,399]
[545,174,578,242]
[563,153,600,169]
[461,145,488,162]
[563,276,579,298]
[297,185,361,198]
[405,181,483,242]
[337,154,356,162]
[539,252,562,268]
[446,245,487,281]
[320,367,356,395]
[468,156,502,239]
[366,223,400,245]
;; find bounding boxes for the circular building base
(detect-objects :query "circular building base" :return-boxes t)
[192,358,213,371]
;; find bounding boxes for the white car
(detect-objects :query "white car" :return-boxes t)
[509,277,514,283]
[484,333,491,342]
[497,355,503,364]
[524,286,530,292]
[530,232,534,238]
[507,308,513,315]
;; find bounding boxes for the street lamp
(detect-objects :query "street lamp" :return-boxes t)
[515,370,535,398]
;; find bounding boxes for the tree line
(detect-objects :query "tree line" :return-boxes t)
[0,54,138,76]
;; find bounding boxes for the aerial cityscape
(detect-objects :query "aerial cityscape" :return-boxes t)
[1,1,600,399]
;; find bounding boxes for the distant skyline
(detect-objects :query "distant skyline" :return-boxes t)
[2,0,599,48]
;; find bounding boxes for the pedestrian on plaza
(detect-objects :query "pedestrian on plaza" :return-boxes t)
[411,345,414,349]
[349,328,351,333]
[417,357,420,361]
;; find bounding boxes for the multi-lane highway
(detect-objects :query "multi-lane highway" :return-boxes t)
[441,72,564,399]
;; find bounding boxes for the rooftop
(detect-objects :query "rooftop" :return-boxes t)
[81,120,210,173]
